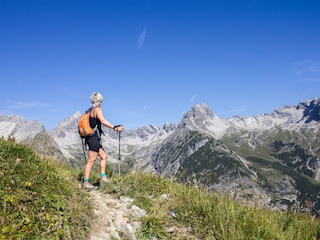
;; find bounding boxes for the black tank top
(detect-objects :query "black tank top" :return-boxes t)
[89,115,98,129]
[89,108,102,135]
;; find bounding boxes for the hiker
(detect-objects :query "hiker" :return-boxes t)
[82,92,124,191]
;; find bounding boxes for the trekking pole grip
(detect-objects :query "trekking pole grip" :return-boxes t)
[113,124,122,131]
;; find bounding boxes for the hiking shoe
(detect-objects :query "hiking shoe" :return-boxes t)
[82,181,98,191]
[99,176,110,188]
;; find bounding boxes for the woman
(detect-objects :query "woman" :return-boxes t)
[82,92,124,191]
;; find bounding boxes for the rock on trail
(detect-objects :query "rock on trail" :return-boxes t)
[87,191,146,240]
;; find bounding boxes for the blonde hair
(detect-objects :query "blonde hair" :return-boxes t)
[90,92,103,107]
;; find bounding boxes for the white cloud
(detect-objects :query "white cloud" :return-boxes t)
[294,60,309,65]
[190,95,197,102]
[4,100,51,110]
[137,27,146,49]
[294,60,320,82]
[295,64,320,75]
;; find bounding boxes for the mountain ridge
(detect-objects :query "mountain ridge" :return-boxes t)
[1,98,319,213]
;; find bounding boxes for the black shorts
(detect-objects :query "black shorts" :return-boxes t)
[86,133,103,152]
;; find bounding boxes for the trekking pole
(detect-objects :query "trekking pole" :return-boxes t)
[113,125,122,182]
[81,138,87,165]
[80,138,87,183]
[118,130,121,181]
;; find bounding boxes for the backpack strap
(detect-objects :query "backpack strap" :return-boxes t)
[89,107,96,117]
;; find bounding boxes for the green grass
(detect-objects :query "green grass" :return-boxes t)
[1,138,320,239]
[0,138,92,239]
[104,173,320,240]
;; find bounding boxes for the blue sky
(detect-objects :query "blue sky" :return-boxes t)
[1,0,319,131]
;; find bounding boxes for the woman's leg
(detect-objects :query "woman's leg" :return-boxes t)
[98,148,108,175]
[84,150,98,179]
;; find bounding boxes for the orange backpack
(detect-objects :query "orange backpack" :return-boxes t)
[78,108,97,138]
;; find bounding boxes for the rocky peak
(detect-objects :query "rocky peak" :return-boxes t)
[163,122,177,133]
[136,125,161,137]
[52,111,81,131]
[124,125,162,140]
[0,115,45,140]
[180,103,214,126]
[301,98,320,123]
[0,114,24,123]
[296,100,311,110]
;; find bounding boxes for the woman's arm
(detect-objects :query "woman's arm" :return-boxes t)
[95,107,124,132]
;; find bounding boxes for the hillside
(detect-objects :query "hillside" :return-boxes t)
[0,138,91,239]
[1,139,320,239]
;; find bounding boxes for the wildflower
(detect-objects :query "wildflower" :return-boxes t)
[25,181,32,187]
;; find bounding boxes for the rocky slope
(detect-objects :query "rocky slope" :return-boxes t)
[0,114,65,162]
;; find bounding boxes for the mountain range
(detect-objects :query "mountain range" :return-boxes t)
[1,97,320,214]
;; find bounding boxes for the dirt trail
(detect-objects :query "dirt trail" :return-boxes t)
[87,190,145,240]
